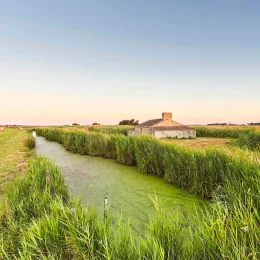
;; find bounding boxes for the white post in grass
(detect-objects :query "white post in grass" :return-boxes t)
[104,197,109,219]
[32,131,36,138]
[71,208,76,217]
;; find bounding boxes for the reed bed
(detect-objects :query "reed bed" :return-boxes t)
[1,128,259,258]
[194,126,253,138]
[0,157,196,259]
[236,131,260,151]
[87,126,131,136]
[36,128,260,199]
[36,130,260,260]
[115,135,136,165]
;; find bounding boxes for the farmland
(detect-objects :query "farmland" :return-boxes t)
[0,129,35,192]
[164,136,231,149]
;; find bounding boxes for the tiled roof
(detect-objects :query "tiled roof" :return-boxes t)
[136,119,163,127]
[137,118,186,128]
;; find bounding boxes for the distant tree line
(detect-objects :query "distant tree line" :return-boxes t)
[207,122,237,126]
[119,119,139,125]
[207,123,227,126]
[248,122,260,125]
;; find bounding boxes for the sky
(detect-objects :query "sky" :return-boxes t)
[0,0,259,125]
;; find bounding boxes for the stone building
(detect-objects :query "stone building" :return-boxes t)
[128,112,196,139]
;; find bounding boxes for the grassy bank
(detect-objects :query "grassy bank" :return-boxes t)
[0,129,35,191]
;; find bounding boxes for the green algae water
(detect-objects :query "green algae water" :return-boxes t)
[36,136,207,234]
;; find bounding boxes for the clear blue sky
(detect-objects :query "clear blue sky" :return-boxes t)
[0,0,259,125]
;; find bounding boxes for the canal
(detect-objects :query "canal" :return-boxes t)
[36,136,206,233]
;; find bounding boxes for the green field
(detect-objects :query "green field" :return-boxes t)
[0,129,33,191]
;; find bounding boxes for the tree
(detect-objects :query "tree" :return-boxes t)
[119,119,139,125]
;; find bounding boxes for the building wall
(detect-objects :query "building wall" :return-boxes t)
[134,127,142,135]
[154,129,196,139]
[128,127,196,139]
[127,130,134,136]
[131,127,150,135]
[141,127,150,135]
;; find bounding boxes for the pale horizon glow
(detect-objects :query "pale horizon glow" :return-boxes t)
[1,0,259,125]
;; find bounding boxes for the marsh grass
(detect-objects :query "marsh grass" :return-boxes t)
[194,126,253,138]
[236,131,260,151]
[0,157,204,260]
[36,128,260,199]
[30,128,260,258]
[115,135,136,165]
[194,126,260,151]
[87,125,131,136]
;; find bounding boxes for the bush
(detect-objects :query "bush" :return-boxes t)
[24,136,36,149]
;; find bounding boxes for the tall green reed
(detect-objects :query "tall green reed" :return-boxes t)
[36,128,260,199]
[33,128,260,259]
[194,126,260,150]
[194,127,252,138]
[1,156,198,259]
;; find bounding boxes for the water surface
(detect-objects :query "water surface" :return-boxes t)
[36,136,206,233]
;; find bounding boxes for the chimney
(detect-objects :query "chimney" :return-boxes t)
[162,112,172,120]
